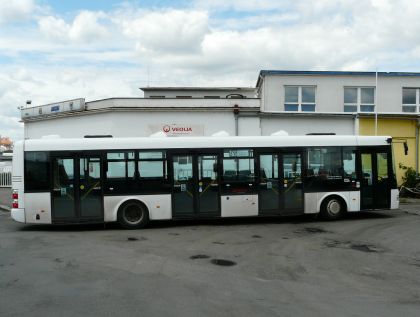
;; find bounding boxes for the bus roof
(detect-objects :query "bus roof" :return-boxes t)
[21,135,391,152]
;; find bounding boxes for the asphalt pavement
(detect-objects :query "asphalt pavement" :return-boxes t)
[1,206,420,316]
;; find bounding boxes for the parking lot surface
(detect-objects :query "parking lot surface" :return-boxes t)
[1,207,420,317]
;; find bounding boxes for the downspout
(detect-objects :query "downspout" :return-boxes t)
[354,114,359,136]
[234,104,239,136]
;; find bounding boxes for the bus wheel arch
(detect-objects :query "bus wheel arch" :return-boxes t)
[117,199,150,229]
[319,194,347,220]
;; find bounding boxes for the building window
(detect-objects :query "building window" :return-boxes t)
[284,86,315,111]
[402,88,419,113]
[344,87,375,112]
[176,96,192,98]
[284,86,316,112]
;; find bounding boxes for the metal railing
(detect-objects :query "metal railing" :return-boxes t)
[0,172,12,187]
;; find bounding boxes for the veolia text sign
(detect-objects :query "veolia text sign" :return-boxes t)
[148,124,204,136]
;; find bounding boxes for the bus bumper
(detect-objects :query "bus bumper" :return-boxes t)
[11,208,25,223]
[390,189,399,209]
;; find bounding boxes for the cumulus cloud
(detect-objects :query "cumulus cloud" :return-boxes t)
[0,0,35,24]
[3,0,420,140]
[38,11,109,43]
[119,9,209,53]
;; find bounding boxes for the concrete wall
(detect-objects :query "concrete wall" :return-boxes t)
[261,75,420,113]
[359,117,419,185]
[25,111,238,139]
[261,116,355,136]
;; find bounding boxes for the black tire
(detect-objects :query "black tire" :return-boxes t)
[319,196,346,220]
[118,200,149,229]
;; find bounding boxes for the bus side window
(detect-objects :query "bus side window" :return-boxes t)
[307,147,342,180]
[24,151,50,191]
[222,149,255,194]
[105,151,135,193]
[342,147,356,180]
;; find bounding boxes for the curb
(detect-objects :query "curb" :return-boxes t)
[0,204,11,212]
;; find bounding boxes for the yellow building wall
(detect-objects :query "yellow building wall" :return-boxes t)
[359,118,418,185]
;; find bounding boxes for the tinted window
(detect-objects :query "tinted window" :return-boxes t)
[139,161,166,178]
[138,151,167,179]
[107,161,126,178]
[25,152,50,191]
[307,147,342,179]
[222,149,255,194]
[343,147,356,180]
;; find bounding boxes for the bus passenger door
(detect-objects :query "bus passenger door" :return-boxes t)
[171,153,220,218]
[259,154,280,215]
[281,152,304,213]
[258,152,303,215]
[197,154,220,216]
[52,157,76,220]
[360,151,390,210]
[52,155,103,222]
[78,156,103,219]
[172,155,195,217]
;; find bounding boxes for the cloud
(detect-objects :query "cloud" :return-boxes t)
[0,0,35,24]
[38,11,109,43]
[3,0,420,141]
[120,9,210,53]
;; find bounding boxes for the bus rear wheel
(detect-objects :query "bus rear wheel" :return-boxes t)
[118,201,149,229]
[320,196,346,220]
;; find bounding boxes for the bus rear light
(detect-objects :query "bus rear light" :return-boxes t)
[12,200,19,208]
[12,190,18,200]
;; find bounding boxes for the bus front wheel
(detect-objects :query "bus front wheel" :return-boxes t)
[118,200,149,229]
[320,196,346,220]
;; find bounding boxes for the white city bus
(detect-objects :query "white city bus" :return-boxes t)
[11,135,399,229]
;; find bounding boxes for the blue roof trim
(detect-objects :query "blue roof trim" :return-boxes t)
[256,70,420,87]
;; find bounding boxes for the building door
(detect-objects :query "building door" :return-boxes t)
[51,155,103,222]
[171,153,220,218]
[258,152,303,215]
[360,151,391,210]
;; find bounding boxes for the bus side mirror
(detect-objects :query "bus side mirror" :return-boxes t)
[404,142,408,155]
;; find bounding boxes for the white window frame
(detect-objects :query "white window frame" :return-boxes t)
[402,88,420,113]
[343,87,375,113]
[284,86,316,112]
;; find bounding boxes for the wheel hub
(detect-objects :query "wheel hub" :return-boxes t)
[328,200,341,215]
[124,204,143,224]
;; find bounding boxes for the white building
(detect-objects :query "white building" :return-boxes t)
[20,70,420,182]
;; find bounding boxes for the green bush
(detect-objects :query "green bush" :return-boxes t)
[399,163,418,188]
